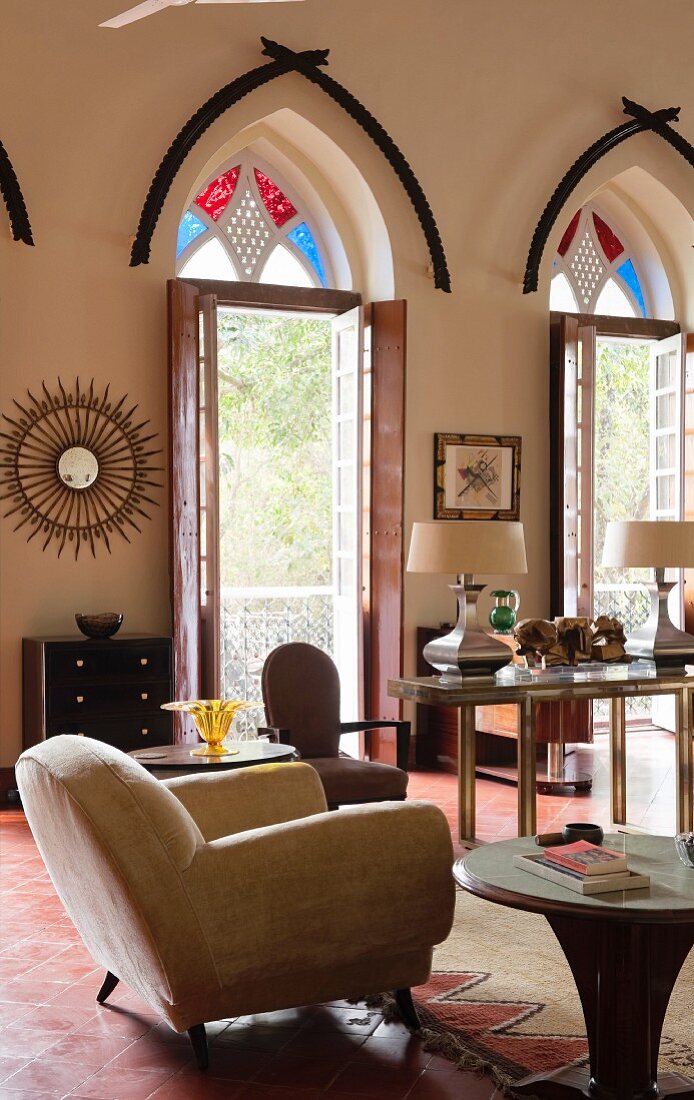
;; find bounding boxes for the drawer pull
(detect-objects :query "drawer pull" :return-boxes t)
[76,695,84,704]
[140,658,148,667]
[76,659,84,669]
[141,728,149,736]
[141,692,149,701]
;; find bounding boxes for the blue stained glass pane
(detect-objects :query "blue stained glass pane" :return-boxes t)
[616,259,646,317]
[176,210,207,258]
[287,222,327,288]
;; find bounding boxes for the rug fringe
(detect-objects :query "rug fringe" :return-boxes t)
[369,992,540,1100]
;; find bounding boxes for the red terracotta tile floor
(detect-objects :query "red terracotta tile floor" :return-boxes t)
[0,726,679,1098]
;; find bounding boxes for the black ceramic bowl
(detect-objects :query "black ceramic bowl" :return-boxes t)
[75,613,123,639]
[561,822,604,845]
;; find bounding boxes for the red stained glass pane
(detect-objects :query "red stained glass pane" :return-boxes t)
[557,210,580,257]
[195,166,240,221]
[254,169,297,227]
[592,213,624,263]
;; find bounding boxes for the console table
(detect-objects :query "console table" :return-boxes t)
[388,666,694,843]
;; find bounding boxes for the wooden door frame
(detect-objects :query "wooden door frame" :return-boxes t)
[168,280,407,756]
[550,312,682,618]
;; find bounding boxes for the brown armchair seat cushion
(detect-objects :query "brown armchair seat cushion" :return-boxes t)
[306,757,408,805]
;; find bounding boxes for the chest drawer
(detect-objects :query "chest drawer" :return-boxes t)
[48,643,171,683]
[46,713,173,752]
[48,680,172,719]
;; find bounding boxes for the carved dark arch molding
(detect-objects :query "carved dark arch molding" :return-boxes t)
[131,37,450,292]
[524,97,694,295]
[0,137,33,247]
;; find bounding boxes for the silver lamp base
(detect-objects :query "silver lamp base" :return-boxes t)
[626,572,694,670]
[423,578,514,685]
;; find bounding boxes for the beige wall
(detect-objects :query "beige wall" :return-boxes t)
[2,0,694,764]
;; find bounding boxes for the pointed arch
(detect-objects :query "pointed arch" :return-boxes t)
[0,137,33,247]
[524,97,694,294]
[130,37,450,292]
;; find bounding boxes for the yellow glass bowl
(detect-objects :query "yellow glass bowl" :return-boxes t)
[160,699,251,757]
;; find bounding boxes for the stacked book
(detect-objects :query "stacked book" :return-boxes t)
[514,840,650,894]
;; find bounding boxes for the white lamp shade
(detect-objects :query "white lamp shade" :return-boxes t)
[602,520,694,569]
[407,521,527,575]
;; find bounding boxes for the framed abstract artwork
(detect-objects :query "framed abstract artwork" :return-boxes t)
[434,433,521,520]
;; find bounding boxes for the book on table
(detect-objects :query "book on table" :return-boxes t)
[513,852,650,895]
[543,840,628,876]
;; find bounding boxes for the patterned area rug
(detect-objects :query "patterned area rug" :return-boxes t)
[397,891,694,1095]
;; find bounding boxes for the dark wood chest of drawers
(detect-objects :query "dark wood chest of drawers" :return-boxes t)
[23,635,174,753]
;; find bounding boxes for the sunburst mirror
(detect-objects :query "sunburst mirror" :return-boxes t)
[0,378,162,558]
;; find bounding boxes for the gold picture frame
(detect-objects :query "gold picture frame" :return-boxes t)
[434,433,521,520]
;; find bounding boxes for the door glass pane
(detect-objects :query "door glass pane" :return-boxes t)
[656,351,675,390]
[656,393,675,429]
[338,418,355,461]
[656,434,675,468]
[656,475,674,511]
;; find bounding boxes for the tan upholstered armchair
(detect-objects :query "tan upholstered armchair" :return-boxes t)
[261,642,411,808]
[16,736,455,1071]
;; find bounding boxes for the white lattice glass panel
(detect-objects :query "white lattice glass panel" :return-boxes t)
[569,230,604,307]
[179,237,237,280]
[595,279,635,318]
[550,272,578,312]
[259,244,314,288]
[224,187,272,277]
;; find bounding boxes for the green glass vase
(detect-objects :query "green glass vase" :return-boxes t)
[489,590,520,635]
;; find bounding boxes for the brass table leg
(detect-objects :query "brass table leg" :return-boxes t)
[458,704,476,843]
[675,686,694,834]
[609,696,627,825]
[518,696,537,837]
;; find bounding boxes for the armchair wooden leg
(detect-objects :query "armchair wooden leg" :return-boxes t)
[96,971,120,1004]
[394,988,421,1031]
[188,1023,208,1070]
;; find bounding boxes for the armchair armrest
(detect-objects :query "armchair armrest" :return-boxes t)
[163,762,327,842]
[340,720,411,771]
[184,800,455,981]
[257,727,292,746]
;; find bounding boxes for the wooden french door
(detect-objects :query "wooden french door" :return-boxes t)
[167,280,406,758]
[550,313,684,622]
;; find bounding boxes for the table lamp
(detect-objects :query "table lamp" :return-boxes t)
[407,520,527,683]
[602,520,694,669]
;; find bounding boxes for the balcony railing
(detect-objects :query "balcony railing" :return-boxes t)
[593,582,651,720]
[220,586,334,737]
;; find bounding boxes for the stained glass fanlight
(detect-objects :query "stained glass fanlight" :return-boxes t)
[549,205,647,318]
[175,157,329,289]
[176,211,207,258]
[194,166,240,222]
[254,169,297,228]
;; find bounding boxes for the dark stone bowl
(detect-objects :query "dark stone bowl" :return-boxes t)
[561,822,604,845]
[75,613,123,639]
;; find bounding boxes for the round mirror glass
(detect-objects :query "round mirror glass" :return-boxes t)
[57,446,99,490]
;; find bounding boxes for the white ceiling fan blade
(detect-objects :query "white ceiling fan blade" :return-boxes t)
[99,0,193,28]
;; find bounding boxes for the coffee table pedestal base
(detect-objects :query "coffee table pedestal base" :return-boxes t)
[515,1067,694,1100]
[513,914,694,1100]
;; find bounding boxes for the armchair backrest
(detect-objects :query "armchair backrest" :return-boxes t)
[261,643,341,759]
[15,736,218,1008]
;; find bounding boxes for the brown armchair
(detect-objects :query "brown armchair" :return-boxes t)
[260,642,410,809]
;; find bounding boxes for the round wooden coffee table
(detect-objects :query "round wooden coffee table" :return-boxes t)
[454,835,694,1100]
[128,740,299,773]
